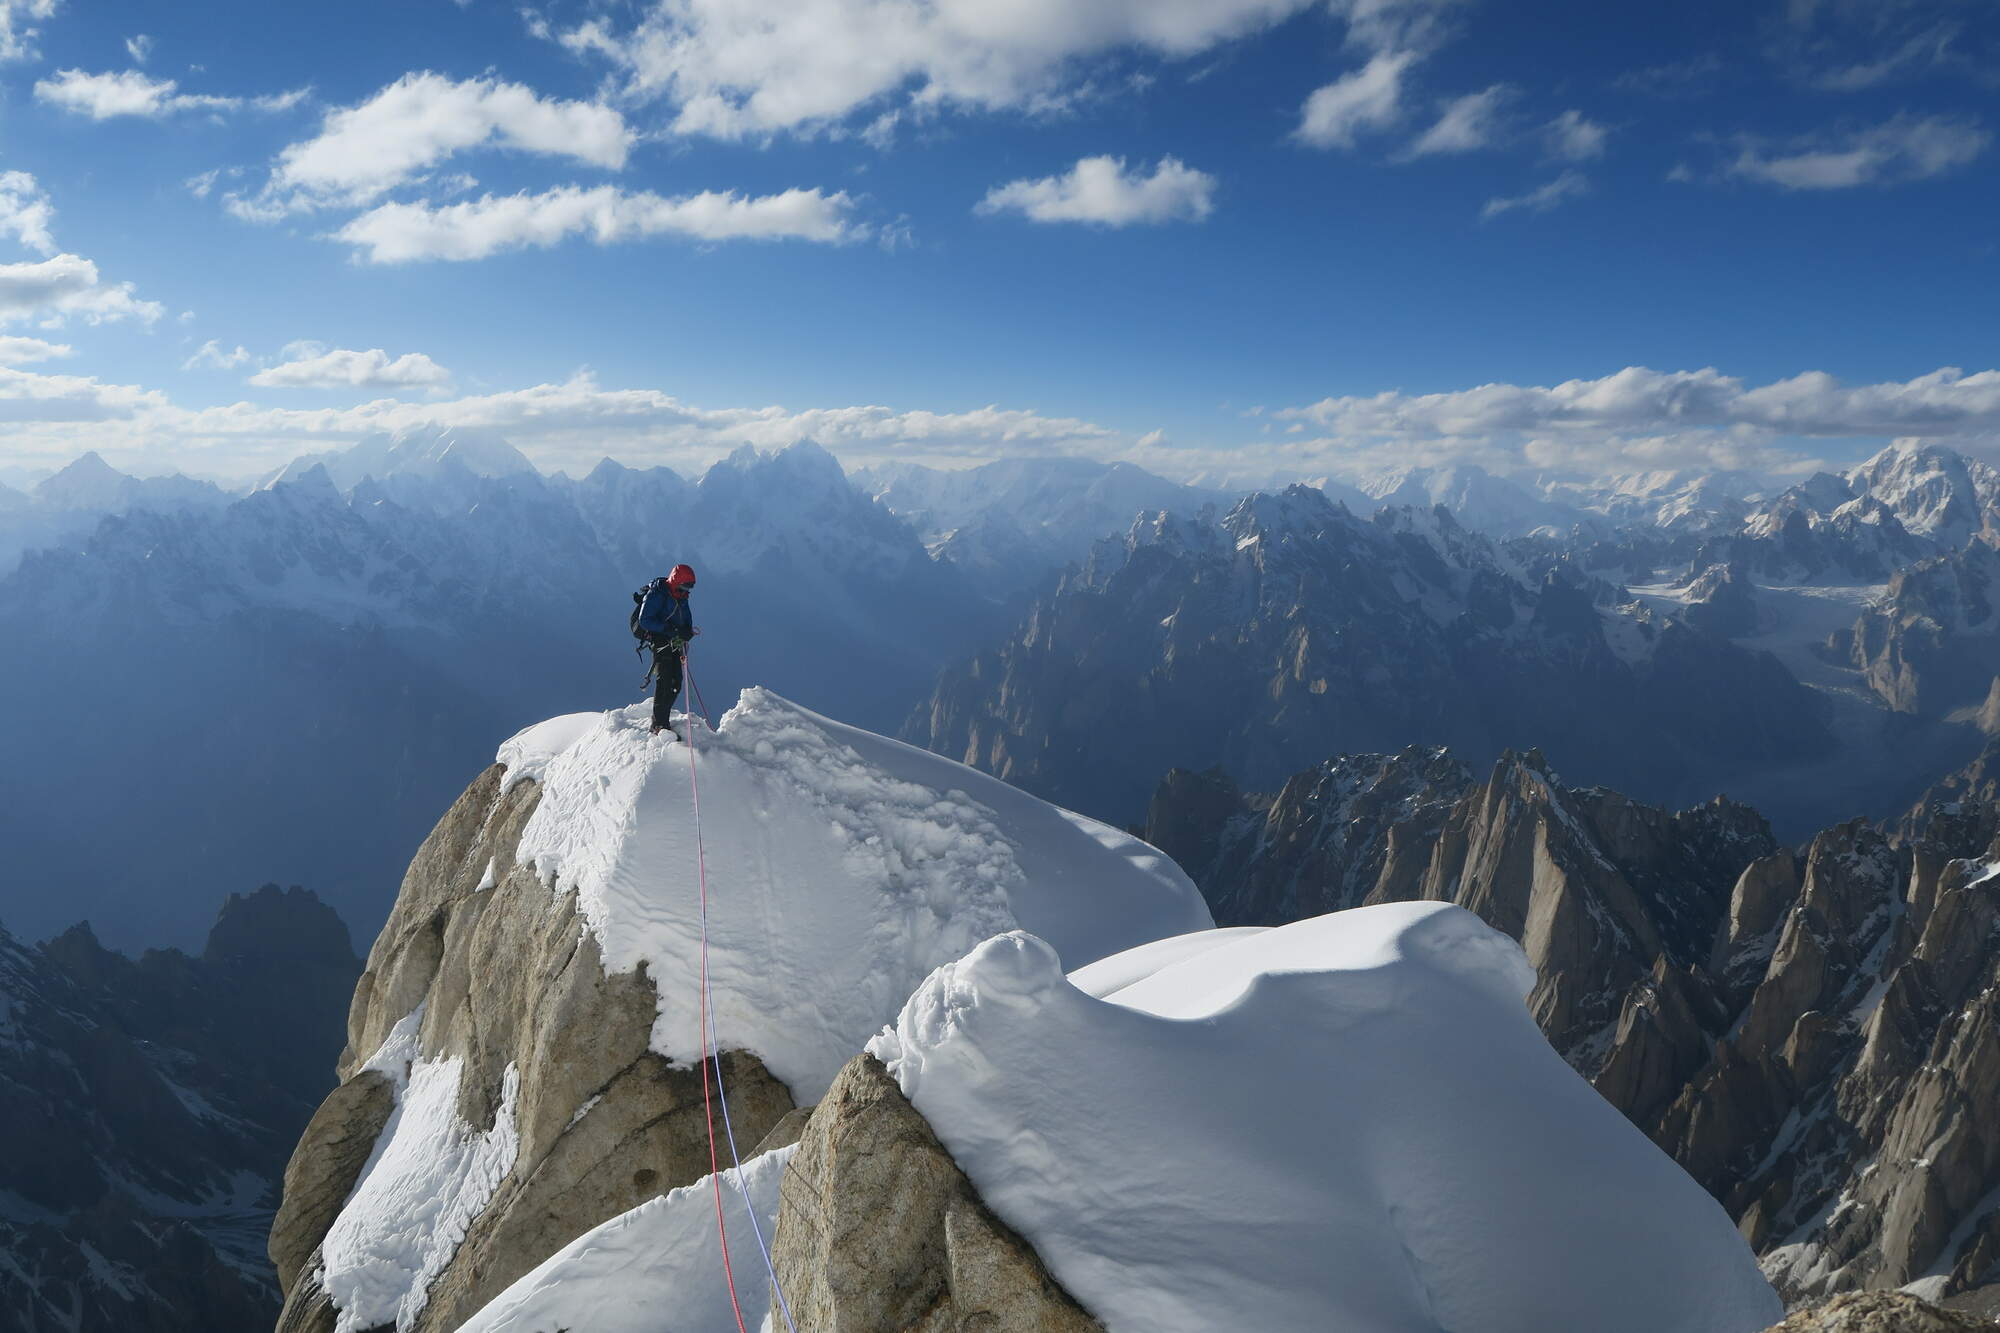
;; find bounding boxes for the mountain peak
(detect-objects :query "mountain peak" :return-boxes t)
[35,451,136,510]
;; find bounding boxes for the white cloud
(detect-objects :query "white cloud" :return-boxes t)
[0,369,1121,480]
[1406,84,1509,155]
[0,335,71,363]
[0,254,165,327]
[558,0,1321,140]
[1266,365,2000,482]
[0,0,57,63]
[333,184,866,263]
[0,364,164,426]
[182,340,253,371]
[1725,113,1989,189]
[249,347,452,391]
[256,72,632,212]
[1481,170,1588,219]
[1294,50,1418,148]
[35,69,240,119]
[0,172,57,255]
[124,32,152,64]
[1544,109,1607,161]
[976,156,1215,226]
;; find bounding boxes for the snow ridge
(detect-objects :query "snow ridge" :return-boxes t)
[868,904,1783,1333]
[499,687,1211,1101]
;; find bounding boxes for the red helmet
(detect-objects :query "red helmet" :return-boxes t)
[668,563,696,590]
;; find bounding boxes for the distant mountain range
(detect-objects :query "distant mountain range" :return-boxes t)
[8,432,2000,944]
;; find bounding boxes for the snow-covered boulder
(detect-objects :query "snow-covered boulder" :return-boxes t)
[864,902,1785,1333]
[272,688,1209,1332]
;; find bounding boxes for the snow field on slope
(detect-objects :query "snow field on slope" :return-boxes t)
[318,1007,522,1333]
[457,1143,797,1333]
[498,687,1212,1102]
[868,902,1784,1333]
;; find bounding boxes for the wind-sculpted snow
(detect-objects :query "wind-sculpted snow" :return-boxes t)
[456,1145,797,1333]
[868,903,1784,1333]
[499,687,1211,1101]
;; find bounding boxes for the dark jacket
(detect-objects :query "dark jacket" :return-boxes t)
[637,585,694,644]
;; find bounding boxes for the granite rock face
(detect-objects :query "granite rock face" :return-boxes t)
[769,1054,1101,1333]
[1762,1291,1996,1332]
[271,763,794,1332]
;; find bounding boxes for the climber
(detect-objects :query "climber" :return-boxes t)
[632,564,699,738]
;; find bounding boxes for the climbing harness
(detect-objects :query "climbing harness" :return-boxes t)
[683,649,798,1333]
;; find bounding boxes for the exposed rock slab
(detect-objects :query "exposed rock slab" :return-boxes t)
[272,762,794,1332]
[1763,1291,1996,1331]
[770,1053,1100,1332]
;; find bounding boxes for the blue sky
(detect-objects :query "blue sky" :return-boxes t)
[0,0,1995,486]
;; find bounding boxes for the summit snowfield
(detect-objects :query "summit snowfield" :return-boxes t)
[282,688,1787,1331]
[497,689,1212,1098]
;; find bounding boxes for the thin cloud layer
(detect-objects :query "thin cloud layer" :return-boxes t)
[250,347,453,391]
[1482,170,1587,219]
[334,185,866,263]
[977,156,1216,226]
[35,69,241,119]
[1724,113,1989,189]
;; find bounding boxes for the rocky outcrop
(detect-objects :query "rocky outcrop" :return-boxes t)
[769,1054,1101,1332]
[1762,1291,1996,1331]
[1152,746,1773,1079]
[1150,742,2000,1304]
[911,487,1832,826]
[0,886,359,1333]
[272,762,795,1333]
[1826,537,2000,716]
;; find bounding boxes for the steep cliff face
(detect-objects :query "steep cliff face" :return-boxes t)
[1152,747,1774,1079]
[1826,537,2000,716]
[911,486,1831,826]
[0,886,357,1333]
[1148,743,2000,1304]
[272,691,1208,1332]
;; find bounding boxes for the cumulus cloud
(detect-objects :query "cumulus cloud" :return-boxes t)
[557,0,1320,140]
[1294,50,1418,148]
[0,172,57,255]
[333,184,866,263]
[182,340,253,371]
[35,69,241,119]
[0,254,165,327]
[124,33,152,64]
[0,0,57,63]
[249,72,632,213]
[1544,110,1608,161]
[249,347,452,391]
[1407,84,1510,155]
[1481,170,1588,219]
[0,335,71,363]
[976,156,1215,226]
[1724,113,1989,189]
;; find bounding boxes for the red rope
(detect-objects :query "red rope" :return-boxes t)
[687,691,750,1333]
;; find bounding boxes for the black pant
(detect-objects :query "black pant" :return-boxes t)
[651,646,684,729]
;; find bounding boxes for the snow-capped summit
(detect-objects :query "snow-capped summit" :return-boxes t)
[273,687,1212,1330]
[1843,440,2000,546]
[260,423,538,495]
[498,689,1212,1099]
